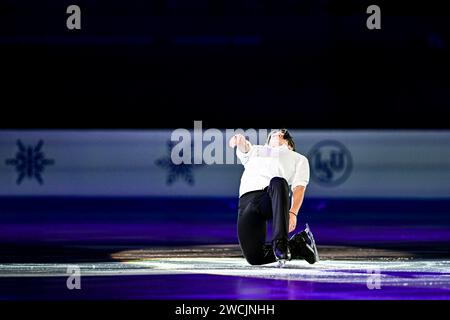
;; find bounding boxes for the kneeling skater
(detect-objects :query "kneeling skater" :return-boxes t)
[229,129,319,266]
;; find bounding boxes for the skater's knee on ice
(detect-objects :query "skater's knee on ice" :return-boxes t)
[245,255,264,266]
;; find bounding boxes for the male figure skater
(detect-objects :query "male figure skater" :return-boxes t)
[229,129,319,266]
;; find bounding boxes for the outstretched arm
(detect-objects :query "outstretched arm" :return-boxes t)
[288,185,306,232]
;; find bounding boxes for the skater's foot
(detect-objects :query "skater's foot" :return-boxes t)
[272,239,291,263]
[289,223,319,264]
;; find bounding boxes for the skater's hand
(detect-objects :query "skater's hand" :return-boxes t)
[289,212,297,233]
[229,134,251,153]
[229,134,245,148]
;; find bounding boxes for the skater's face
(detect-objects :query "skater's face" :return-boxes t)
[268,130,291,149]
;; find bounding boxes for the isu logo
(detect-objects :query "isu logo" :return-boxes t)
[308,140,352,187]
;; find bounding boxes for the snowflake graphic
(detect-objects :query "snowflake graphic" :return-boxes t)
[5,140,55,185]
[155,140,203,186]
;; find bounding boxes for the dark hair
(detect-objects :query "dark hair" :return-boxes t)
[266,129,295,151]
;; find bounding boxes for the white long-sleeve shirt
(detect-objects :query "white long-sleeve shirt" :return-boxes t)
[236,144,310,197]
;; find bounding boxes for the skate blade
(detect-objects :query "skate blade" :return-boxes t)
[277,259,287,268]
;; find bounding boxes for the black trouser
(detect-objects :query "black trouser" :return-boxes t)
[237,177,290,265]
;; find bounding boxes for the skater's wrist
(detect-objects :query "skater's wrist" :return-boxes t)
[289,211,297,217]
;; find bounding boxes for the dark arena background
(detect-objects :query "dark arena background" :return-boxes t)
[0,0,450,317]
